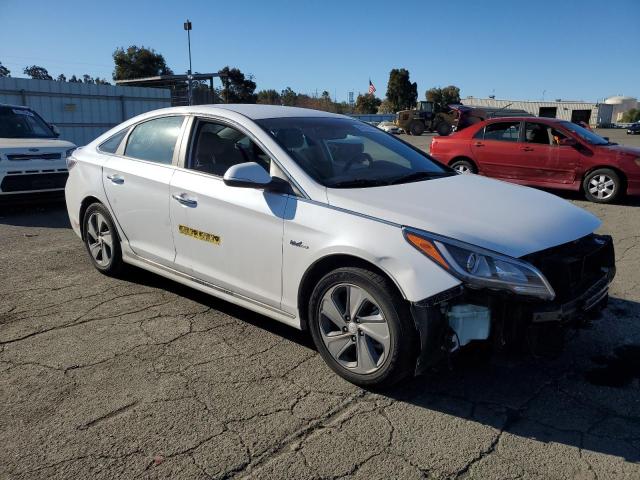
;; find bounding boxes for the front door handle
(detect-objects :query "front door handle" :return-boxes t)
[521,146,534,152]
[172,193,198,207]
[106,174,124,184]
[474,142,484,147]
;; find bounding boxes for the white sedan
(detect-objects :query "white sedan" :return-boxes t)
[376,121,403,134]
[65,105,615,387]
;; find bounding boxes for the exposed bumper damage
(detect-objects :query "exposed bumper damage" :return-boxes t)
[411,234,616,375]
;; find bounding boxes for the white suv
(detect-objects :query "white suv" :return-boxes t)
[0,104,76,196]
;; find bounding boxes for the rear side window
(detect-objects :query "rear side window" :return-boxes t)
[483,122,521,142]
[125,116,185,164]
[98,129,127,154]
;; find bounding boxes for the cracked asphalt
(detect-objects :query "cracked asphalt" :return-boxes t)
[1,186,639,478]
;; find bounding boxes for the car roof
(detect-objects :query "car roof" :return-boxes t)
[0,103,33,110]
[147,104,347,120]
[484,116,565,124]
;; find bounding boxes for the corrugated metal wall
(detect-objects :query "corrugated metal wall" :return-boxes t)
[0,77,171,146]
[461,98,613,126]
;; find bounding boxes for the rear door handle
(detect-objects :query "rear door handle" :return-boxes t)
[172,193,198,207]
[474,142,484,147]
[106,174,124,184]
[521,146,534,152]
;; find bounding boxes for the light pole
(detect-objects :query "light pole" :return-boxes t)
[184,19,193,105]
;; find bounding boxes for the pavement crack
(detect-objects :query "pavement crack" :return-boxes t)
[77,400,139,430]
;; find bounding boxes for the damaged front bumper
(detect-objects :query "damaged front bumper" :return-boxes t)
[410,234,616,376]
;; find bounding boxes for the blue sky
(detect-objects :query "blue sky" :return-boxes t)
[1,0,638,102]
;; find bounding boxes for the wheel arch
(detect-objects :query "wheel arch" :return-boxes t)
[79,196,121,242]
[582,165,627,194]
[297,253,407,332]
[448,156,477,170]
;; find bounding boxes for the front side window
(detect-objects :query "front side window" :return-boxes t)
[258,117,452,188]
[483,121,521,142]
[0,106,56,139]
[188,120,271,176]
[124,116,184,164]
[524,123,551,145]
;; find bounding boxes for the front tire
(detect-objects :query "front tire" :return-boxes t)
[436,122,452,136]
[409,121,425,136]
[308,267,417,388]
[83,203,124,276]
[583,168,622,203]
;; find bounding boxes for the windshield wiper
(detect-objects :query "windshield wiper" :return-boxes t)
[329,178,390,188]
[389,171,453,185]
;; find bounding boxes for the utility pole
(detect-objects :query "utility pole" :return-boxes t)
[184,19,193,105]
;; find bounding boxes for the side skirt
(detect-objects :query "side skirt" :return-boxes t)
[121,250,301,330]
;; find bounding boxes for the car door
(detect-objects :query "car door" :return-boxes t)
[102,115,185,266]
[471,121,524,180]
[169,117,289,309]
[521,122,580,185]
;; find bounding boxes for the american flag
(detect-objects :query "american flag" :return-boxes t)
[368,79,376,95]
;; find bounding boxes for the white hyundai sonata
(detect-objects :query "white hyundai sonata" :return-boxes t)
[65,105,615,387]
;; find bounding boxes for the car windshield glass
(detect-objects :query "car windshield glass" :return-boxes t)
[257,117,452,188]
[0,106,55,138]
[560,121,608,145]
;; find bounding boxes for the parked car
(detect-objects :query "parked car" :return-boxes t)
[377,121,403,134]
[430,117,640,203]
[66,105,615,387]
[0,104,76,196]
[627,123,640,135]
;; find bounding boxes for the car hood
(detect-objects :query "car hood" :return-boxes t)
[599,144,640,156]
[326,174,601,258]
[0,138,76,150]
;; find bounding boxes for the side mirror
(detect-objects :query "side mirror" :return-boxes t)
[223,162,272,188]
[559,137,576,146]
[603,137,610,142]
[50,124,60,137]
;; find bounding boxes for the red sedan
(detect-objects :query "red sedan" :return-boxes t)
[430,117,640,203]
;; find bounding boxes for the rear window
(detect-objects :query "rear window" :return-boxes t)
[0,106,56,139]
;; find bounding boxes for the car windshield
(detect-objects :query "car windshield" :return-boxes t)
[258,117,452,188]
[0,106,56,139]
[560,121,609,145]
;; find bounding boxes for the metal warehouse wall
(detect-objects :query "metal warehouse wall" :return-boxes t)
[0,77,171,146]
[461,98,612,126]
[350,114,397,122]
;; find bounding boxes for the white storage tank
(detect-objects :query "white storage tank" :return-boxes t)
[604,96,638,122]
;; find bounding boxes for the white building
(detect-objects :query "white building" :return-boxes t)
[461,97,614,127]
[604,96,638,122]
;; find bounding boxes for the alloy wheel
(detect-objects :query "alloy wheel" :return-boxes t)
[588,174,615,200]
[86,212,113,267]
[455,164,471,174]
[318,283,390,374]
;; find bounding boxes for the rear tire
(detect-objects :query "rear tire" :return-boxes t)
[308,267,417,389]
[583,168,622,203]
[450,159,476,174]
[83,203,124,276]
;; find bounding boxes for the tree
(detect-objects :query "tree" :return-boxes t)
[354,94,382,114]
[385,68,417,111]
[0,62,10,78]
[23,65,52,80]
[69,75,81,83]
[621,108,640,123]
[217,66,257,103]
[82,74,94,84]
[425,85,461,113]
[377,99,396,114]
[112,46,173,81]
[56,73,66,82]
[280,87,297,106]
[257,89,281,105]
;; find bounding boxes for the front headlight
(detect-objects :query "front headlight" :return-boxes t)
[65,148,76,158]
[404,228,555,300]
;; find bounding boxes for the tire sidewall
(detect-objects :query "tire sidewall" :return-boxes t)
[308,268,414,388]
[583,169,621,203]
[83,203,123,275]
[451,159,475,174]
